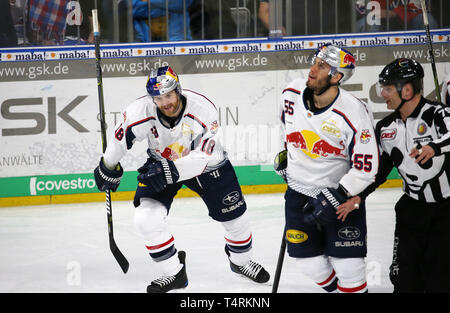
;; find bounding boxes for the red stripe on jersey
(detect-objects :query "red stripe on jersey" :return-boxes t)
[184,113,207,129]
[183,89,217,110]
[126,116,156,132]
[282,88,301,95]
[145,236,174,251]
[337,281,367,293]
[225,234,252,245]
[317,270,336,286]
[331,108,357,133]
[332,108,357,156]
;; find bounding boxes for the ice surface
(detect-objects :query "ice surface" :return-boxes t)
[0,188,402,293]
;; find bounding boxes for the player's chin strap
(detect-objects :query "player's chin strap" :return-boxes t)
[394,83,416,112]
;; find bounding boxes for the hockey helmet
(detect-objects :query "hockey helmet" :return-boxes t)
[377,58,424,95]
[311,44,356,84]
[146,66,181,97]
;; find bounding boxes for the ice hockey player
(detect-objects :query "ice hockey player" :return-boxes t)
[340,58,450,293]
[94,66,269,293]
[278,44,379,293]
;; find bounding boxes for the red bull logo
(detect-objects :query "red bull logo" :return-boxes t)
[287,130,346,159]
[166,67,179,81]
[360,129,372,144]
[286,131,307,150]
[341,51,355,68]
[161,142,189,160]
[311,139,346,157]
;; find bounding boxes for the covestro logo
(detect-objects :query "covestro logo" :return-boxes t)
[30,176,96,195]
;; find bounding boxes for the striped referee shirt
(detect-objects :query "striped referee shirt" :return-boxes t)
[360,97,450,203]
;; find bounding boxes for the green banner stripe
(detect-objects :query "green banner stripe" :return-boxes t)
[0,166,400,198]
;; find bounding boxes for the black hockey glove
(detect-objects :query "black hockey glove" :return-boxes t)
[303,186,348,225]
[273,150,287,183]
[94,158,123,192]
[137,159,179,193]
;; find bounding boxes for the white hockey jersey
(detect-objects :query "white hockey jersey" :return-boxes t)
[103,89,226,182]
[280,78,378,197]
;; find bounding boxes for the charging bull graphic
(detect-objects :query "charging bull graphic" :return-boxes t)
[286,131,307,150]
[286,131,346,158]
[311,139,346,158]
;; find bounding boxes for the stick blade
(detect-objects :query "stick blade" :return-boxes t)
[110,239,129,273]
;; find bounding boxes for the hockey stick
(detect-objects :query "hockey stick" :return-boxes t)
[92,9,129,274]
[272,150,287,293]
[272,230,286,293]
[420,0,441,102]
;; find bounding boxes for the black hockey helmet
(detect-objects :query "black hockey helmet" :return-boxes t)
[378,58,424,95]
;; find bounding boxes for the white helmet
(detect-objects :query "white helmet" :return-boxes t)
[311,44,356,84]
[146,66,181,97]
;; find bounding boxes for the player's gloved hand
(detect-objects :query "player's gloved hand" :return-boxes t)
[137,158,179,192]
[303,186,348,225]
[274,150,287,183]
[94,158,123,192]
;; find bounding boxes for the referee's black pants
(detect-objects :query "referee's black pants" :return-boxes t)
[390,194,450,293]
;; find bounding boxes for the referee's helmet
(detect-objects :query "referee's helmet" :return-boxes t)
[378,58,424,95]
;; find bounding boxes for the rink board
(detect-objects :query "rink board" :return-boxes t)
[1,30,449,206]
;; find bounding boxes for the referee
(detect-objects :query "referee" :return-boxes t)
[337,58,450,293]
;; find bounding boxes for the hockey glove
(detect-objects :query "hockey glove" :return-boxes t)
[273,150,287,183]
[303,186,348,225]
[137,159,179,192]
[94,158,123,192]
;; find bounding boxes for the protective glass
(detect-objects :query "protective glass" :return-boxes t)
[376,82,397,97]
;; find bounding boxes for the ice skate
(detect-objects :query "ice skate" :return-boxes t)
[229,259,270,283]
[146,251,188,293]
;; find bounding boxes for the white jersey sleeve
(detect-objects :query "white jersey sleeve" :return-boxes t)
[336,95,379,196]
[103,95,150,169]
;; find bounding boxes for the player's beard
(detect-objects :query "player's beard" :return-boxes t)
[306,75,333,96]
[160,97,182,118]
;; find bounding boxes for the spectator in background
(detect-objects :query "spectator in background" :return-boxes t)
[64,0,95,45]
[0,0,18,47]
[258,0,286,36]
[356,0,438,32]
[27,0,68,46]
[133,0,192,42]
[392,0,438,30]
[8,0,25,46]
[190,0,265,40]
[258,0,350,37]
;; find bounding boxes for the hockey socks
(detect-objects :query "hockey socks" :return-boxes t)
[337,281,368,293]
[315,271,368,293]
[316,270,338,292]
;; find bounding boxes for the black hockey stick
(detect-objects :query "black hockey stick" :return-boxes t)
[272,230,286,293]
[420,0,441,102]
[92,9,129,274]
[272,150,287,293]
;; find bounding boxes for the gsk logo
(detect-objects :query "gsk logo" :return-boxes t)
[286,229,308,244]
